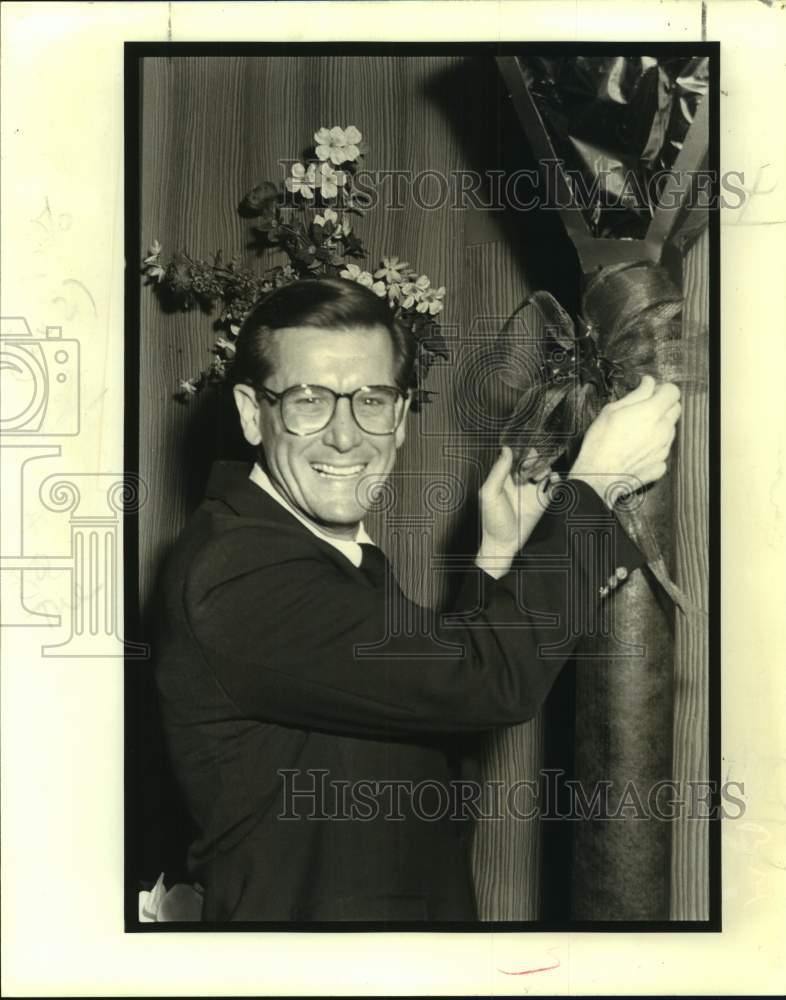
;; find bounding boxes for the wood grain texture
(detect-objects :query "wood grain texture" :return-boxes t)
[461,239,543,921]
[670,226,710,920]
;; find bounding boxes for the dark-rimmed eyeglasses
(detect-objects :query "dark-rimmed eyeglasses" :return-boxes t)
[257,383,407,436]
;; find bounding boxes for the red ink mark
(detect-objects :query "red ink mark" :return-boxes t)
[498,960,561,976]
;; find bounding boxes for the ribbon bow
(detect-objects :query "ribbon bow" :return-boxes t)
[496,263,709,619]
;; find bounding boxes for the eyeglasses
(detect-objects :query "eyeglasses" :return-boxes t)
[257,383,407,436]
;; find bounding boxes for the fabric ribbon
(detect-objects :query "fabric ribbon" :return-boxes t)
[496,261,709,619]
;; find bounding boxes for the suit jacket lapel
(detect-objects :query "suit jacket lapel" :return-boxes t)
[202,461,373,584]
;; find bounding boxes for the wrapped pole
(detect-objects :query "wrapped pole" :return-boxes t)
[571,472,675,920]
[496,261,707,921]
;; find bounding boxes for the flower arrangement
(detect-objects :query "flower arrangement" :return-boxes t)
[141,126,448,409]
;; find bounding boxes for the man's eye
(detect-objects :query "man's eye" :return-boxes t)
[294,395,328,408]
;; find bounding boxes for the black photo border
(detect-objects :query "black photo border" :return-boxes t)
[124,40,721,934]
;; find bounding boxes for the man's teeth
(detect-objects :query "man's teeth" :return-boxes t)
[312,463,366,478]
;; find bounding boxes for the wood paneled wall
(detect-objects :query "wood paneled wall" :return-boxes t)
[671,227,710,919]
[462,237,539,919]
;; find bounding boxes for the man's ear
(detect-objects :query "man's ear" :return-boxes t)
[394,392,412,450]
[233,384,263,446]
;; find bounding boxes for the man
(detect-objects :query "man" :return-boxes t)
[154,277,681,922]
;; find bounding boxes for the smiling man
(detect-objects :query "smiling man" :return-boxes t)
[154,276,681,923]
[233,320,409,541]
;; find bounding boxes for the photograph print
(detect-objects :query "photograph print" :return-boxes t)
[126,43,719,928]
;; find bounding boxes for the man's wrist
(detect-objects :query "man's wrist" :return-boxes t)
[475,542,515,580]
[566,471,615,510]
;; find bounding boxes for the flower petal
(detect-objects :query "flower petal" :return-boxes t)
[344,126,362,145]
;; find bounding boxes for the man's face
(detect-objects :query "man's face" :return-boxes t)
[234,325,409,539]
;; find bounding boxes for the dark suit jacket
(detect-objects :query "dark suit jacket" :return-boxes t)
[154,460,643,922]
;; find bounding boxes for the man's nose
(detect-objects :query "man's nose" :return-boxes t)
[322,397,363,451]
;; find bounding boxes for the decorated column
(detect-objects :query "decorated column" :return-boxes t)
[496,53,711,919]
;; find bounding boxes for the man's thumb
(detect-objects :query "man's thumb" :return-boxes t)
[483,446,513,494]
[609,373,656,410]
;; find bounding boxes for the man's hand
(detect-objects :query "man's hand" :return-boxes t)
[569,374,682,507]
[476,446,559,579]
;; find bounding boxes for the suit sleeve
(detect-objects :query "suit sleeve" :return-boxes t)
[184,479,644,739]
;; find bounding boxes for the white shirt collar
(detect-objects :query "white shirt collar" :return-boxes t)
[248,462,373,569]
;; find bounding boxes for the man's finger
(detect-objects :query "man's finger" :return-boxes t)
[607,374,656,410]
[648,381,681,414]
[663,400,682,425]
[482,446,514,496]
[621,381,681,422]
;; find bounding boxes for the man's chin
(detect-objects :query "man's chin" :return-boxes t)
[311,503,366,532]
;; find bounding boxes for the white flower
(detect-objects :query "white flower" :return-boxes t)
[416,285,446,315]
[179,378,199,396]
[314,125,362,165]
[285,162,317,199]
[146,264,166,283]
[316,162,347,199]
[313,207,338,227]
[399,281,425,310]
[143,239,162,264]
[374,256,410,284]
[335,217,352,238]
[340,264,363,281]
[340,265,383,296]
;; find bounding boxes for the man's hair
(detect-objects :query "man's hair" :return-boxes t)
[232,277,417,394]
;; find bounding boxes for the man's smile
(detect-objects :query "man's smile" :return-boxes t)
[310,461,368,480]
